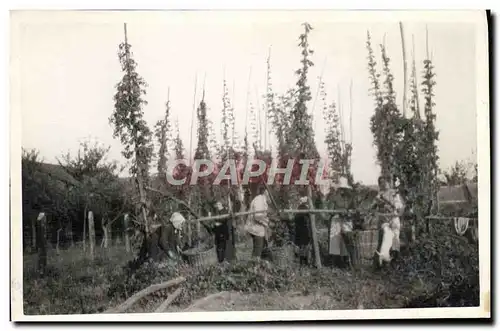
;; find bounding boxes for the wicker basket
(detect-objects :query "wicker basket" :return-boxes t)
[181,246,218,268]
[341,229,380,267]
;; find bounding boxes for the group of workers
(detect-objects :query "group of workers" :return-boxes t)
[150,174,404,268]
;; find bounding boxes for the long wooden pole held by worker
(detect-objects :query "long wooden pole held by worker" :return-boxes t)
[307,186,322,269]
[251,142,280,212]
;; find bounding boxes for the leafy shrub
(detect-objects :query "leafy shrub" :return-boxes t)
[392,232,479,308]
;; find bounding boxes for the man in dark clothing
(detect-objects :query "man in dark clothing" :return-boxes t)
[294,196,312,265]
[212,200,236,263]
[130,217,184,271]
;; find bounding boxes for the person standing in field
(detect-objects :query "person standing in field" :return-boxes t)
[327,177,353,267]
[211,200,236,263]
[245,185,270,259]
[294,195,312,265]
[373,175,404,264]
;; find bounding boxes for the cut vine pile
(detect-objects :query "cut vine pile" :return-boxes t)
[391,232,480,308]
[104,230,480,313]
[106,259,403,312]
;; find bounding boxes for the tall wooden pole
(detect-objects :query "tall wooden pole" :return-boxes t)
[189,74,198,165]
[412,34,421,119]
[400,22,408,118]
[426,25,430,60]
[124,22,150,234]
[307,186,322,269]
[255,86,263,150]
[187,73,198,244]
[124,214,131,253]
[36,212,47,275]
[337,85,346,168]
[349,79,353,144]
[83,203,87,251]
[312,57,327,134]
[245,66,252,153]
[265,47,271,151]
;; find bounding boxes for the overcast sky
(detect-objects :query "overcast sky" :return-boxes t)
[13,11,484,185]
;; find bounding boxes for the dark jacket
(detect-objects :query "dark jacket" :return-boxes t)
[294,203,311,246]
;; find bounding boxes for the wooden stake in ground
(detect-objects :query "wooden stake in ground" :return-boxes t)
[187,195,193,247]
[56,228,62,254]
[69,220,74,247]
[124,213,131,253]
[88,211,96,260]
[83,204,87,252]
[307,186,322,269]
[35,212,47,275]
[31,217,36,252]
[101,217,110,249]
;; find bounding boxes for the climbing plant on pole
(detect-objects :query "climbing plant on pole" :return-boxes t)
[287,22,319,160]
[420,47,439,213]
[109,23,153,233]
[154,88,172,183]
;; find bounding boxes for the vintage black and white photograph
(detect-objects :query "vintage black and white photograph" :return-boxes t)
[10,10,490,321]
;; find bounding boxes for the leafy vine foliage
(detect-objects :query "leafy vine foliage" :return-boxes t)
[109,38,154,231]
[365,30,439,218]
[110,41,154,179]
[154,96,171,181]
[287,23,319,160]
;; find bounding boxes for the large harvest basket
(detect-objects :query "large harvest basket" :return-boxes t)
[341,229,380,268]
[181,246,218,268]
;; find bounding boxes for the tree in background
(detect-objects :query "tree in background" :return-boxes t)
[58,140,127,249]
[22,148,51,250]
[109,24,154,233]
[441,161,476,186]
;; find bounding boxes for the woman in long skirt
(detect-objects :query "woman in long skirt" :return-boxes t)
[328,177,353,267]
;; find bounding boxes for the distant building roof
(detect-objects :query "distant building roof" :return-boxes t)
[361,183,478,205]
[438,183,478,204]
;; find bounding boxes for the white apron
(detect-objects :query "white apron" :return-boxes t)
[328,215,350,256]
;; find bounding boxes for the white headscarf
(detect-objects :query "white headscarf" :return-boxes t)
[170,212,186,231]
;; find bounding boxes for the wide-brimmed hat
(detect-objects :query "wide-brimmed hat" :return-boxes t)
[336,176,352,190]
